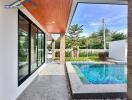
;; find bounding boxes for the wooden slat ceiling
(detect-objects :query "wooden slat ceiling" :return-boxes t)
[24,0,73,34]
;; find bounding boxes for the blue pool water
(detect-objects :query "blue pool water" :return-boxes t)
[72,63,127,84]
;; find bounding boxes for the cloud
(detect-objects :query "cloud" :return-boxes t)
[106,14,127,24]
[89,22,101,26]
[118,28,128,34]
[88,20,103,30]
[80,32,91,37]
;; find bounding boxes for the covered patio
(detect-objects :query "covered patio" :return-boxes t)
[1,0,132,100]
[17,63,69,100]
[19,0,131,99]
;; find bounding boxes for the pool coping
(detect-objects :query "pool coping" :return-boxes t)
[66,62,127,99]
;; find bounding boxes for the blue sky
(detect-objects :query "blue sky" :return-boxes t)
[71,3,128,37]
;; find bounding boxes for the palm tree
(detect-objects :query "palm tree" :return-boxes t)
[68,24,83,58]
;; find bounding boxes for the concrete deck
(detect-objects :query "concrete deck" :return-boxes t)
[17,63,69,100]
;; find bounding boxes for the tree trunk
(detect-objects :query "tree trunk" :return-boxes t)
[72,46,79,58]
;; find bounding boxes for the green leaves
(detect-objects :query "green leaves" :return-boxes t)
[66,25,127,49]
[67,24,83,48]
[111,32,127,41]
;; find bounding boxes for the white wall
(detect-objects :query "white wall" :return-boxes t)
[109,40,127,61]
[0,0,48,100]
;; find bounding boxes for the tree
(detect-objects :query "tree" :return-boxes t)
[111,32,127,41]
[86,28,112,49]
[68,24,83,57]
[79,36,87,49]
[65,26,127,50]
[55,39,60,49]
[87,36,103,49]
[65,35,72,49]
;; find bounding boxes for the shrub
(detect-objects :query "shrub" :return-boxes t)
[19,56,27,62]
[79,52,98,57]
[55,51,60,57]
[66,57,99,61]
[65,51,72,57]
[55,51,72,57]
[47,44,52,51]
[98,52,108,61]
[79,52,87,57]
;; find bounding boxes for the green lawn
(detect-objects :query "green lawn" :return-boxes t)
[54,56,99,62]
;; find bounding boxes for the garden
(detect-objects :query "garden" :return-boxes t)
[54,51,108,62]
[48,24,126,62]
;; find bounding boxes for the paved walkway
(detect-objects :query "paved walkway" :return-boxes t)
[17,63,70,100]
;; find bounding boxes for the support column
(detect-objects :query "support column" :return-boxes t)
[52,41,55,60]
[128,0,132,99]
[60,34,65,64]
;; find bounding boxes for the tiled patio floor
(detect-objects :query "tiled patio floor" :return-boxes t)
[17,63,70,100]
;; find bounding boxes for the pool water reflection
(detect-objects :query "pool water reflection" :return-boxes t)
[72,63,127,84]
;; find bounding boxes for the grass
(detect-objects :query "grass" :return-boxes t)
[54,56,99,62]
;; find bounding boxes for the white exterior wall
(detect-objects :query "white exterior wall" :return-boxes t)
[0,0,48,100]
[109,40,127,61]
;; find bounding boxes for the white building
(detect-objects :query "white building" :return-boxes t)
[109,40,127,62]
[1,0,131,100]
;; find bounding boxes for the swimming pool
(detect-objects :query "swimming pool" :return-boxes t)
[72,63,127,84]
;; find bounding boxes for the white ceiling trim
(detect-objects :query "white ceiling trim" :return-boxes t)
[74,0,127,5]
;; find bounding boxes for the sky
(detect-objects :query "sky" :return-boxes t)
[71,3,128,37]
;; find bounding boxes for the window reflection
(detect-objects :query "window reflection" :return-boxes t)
[38,30,42,66]
[31,24,37,72]
[18,11,46,85]
[18,15,29,82]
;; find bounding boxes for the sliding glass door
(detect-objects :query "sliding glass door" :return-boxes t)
[18,15,29,82]
[31,24,38,72]
[18,10,46,85]
[38,30,42,66]
[41,33,45,63]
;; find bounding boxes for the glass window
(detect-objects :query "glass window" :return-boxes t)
[38,30,42,66]
[18,10,46,85]
[31,24,38,72]
[43,33,45,63]
[41,33,45,63]
[18,15,29,82]
[41,33,44,63]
